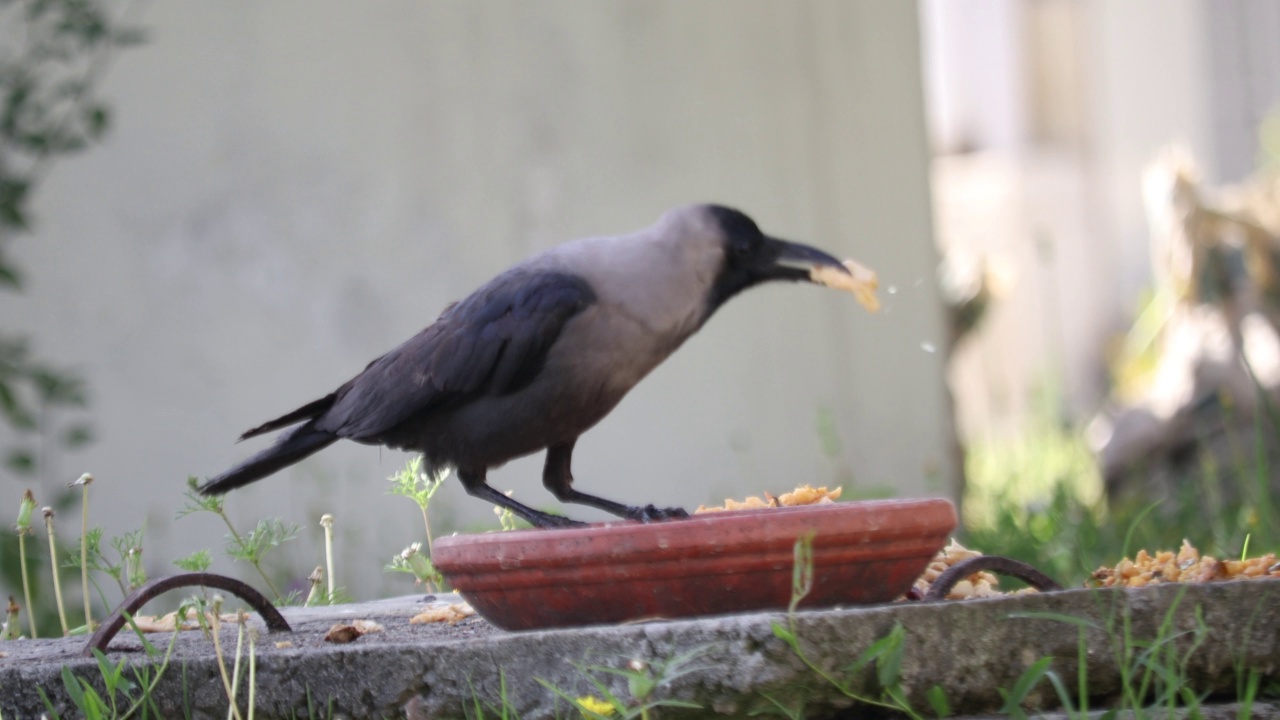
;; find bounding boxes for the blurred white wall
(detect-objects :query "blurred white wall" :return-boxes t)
[2,2,948,599]
[921,0,1280,440]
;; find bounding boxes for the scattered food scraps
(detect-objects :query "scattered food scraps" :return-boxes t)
[1091,539,1280,588]
[811,259,881,313]
[323,619,384,644]
[324,624,361,644]
[274,641,294,649]
[695,485,841,514]
[129,609,246,634]
[411,602,476,625]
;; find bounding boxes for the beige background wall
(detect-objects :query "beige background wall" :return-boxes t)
[3,2,947,598]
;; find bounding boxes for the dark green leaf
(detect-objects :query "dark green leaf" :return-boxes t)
[0,381,38,428]
[925,685,951,718]
[61,422,94,448]
[25,0,55,23]
[0,177,30,206]
[174,549,212,573]
[17,131,51,155]
[84,105,108,139]
[32,367,86,405]
[121,611,160,657]
[0,195,29,230]
[38,685,65,720]
[6,448,35,474]
[114,27,148,46]
[0,258,22,289]
[61,665,86,709]
[649,700,704,710]
[76,679,107,719]
[54,133,87,153]
[1000,656,1053,714]
[53,79,88,100]
[770,622,795,644]
[1043,670,1076,715]
[875,623,905,689]
[91,648,122,692]
[846,622,903,677]
[1006,611,1100,630]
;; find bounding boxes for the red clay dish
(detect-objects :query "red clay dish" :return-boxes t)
[433,498,957,630]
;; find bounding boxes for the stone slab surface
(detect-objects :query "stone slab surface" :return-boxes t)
[1,581,1277,719]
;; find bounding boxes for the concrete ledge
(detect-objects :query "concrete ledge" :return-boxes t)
[3,580,1277,718]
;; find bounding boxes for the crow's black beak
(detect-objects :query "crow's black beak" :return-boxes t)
[763,237,849,282]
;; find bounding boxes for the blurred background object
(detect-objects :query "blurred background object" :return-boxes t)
[925,0,1280,579]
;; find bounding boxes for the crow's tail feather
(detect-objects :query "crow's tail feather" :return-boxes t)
[200,424,337,495]
[238,393,337,441]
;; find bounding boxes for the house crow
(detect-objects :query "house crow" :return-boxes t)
[200,204,851,527]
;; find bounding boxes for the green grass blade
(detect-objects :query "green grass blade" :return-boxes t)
[38,686,65,720]
[925,685,950,718]
[1000,656,1053,714]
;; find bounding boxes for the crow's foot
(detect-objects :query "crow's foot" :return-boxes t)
[625,504,690,523]
[529,511,588,529]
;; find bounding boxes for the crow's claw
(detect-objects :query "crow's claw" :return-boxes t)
[626,504,690,523]
[530,512,588,529]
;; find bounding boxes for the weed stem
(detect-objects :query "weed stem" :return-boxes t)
[74,474,94,629]
[17,532,36,638]
[43,507,69,635]
[218,510,282,601]
[320,514,335,599]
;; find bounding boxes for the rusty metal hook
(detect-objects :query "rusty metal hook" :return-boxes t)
[923,555,1063,602]
[85,572,291,656]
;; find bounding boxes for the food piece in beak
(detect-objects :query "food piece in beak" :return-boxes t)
[811,258,881,313]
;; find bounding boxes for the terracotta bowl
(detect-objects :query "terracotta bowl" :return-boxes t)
[433,498,956,631]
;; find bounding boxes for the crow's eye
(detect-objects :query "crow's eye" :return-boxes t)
[733,240,752,258]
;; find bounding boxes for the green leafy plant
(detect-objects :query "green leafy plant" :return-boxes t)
[537,649,707,720]
[768,533,927,719]
[388,456,443,548]
[177,476,297,603]
[64,525,147,608]
[962,375,1279,587]
[38,612,180,720]
[386,541,441,590]
[388,456,447,591]
[172,549,211,573]
[13,488,37,637]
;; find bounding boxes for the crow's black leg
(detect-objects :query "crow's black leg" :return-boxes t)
[456,468,584,529]
[542,441,689,522]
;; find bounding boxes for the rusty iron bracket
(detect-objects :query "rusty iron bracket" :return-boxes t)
[923,555,1063,602]
[85,572,291,656]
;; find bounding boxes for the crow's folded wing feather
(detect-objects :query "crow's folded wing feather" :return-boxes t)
[317,269,595,441]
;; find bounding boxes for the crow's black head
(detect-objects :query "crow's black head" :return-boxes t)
[703,204,847,313]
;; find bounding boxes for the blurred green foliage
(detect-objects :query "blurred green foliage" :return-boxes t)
[0,0,144,634]
[961,381,1277,587]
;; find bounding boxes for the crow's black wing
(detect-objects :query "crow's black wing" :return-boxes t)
[317,269,595,441]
